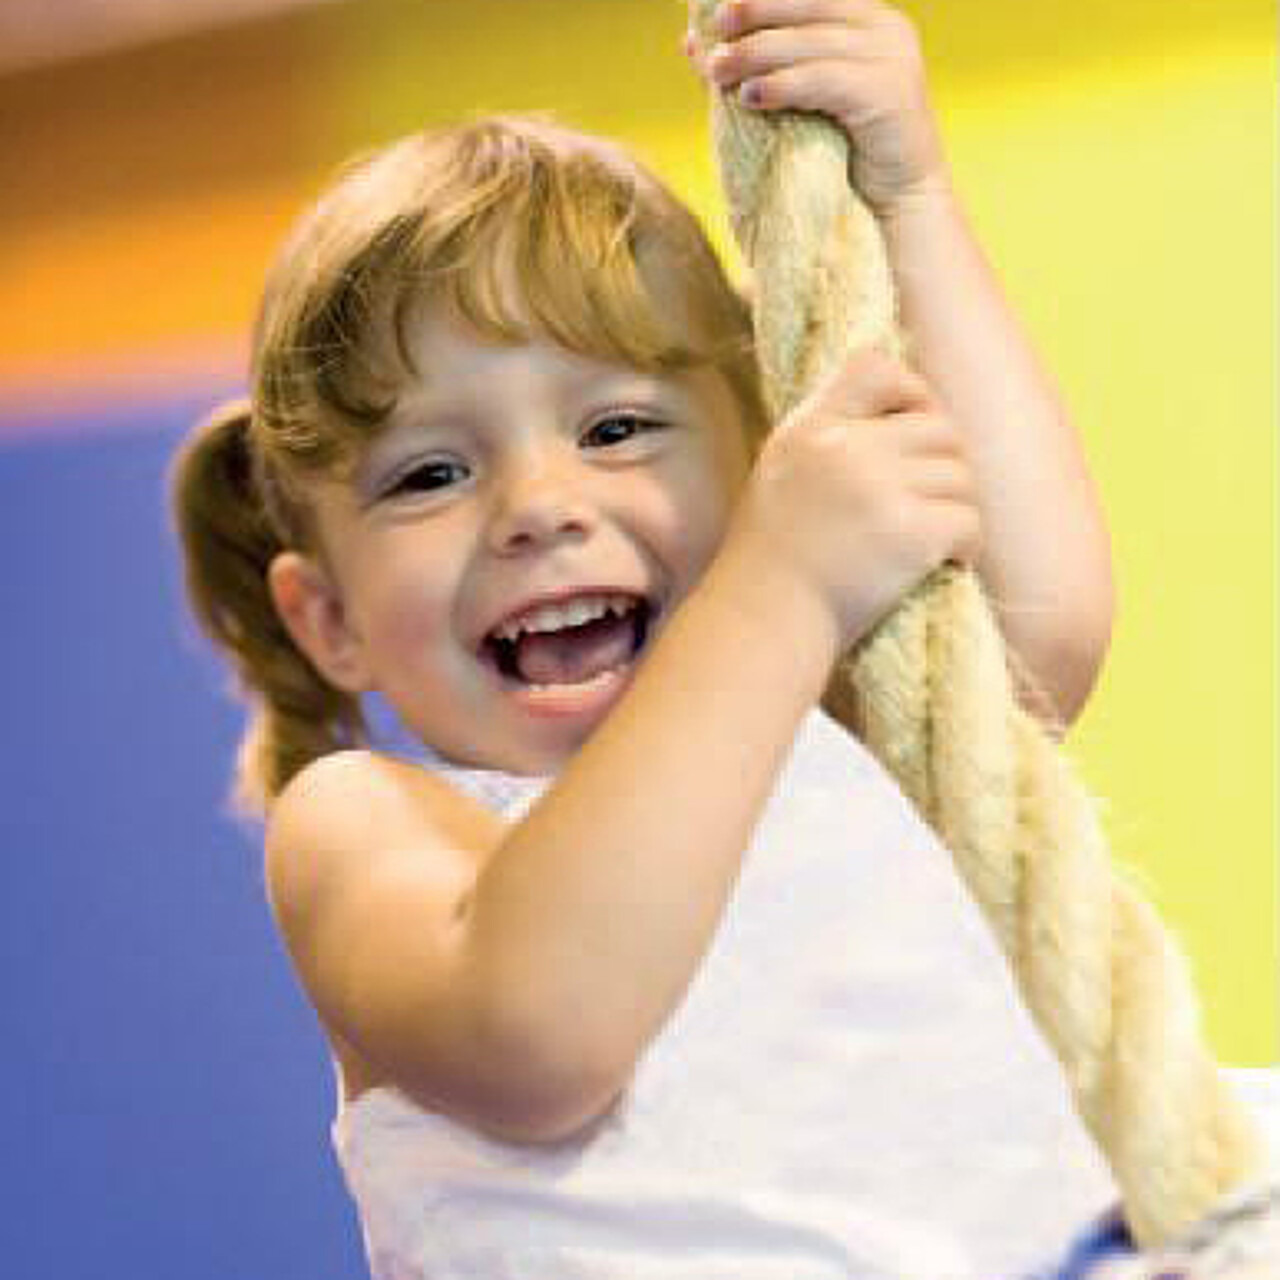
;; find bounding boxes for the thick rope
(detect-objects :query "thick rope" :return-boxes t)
[688,0,1267,1249]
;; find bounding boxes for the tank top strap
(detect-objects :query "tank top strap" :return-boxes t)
[405,739,553,822]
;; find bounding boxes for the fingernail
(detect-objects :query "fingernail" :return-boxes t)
[739,79,763,106]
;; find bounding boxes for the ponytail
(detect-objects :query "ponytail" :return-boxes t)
[167,399,367,821]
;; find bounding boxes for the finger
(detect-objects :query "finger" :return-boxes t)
[892,412,972,462]
[713,0,890,41]
[706,23,874,91]
[725,57,892,120]
[912,495,982,566]
[821,349,935,419]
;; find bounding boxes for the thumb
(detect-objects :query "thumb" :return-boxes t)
[820,347,935,420]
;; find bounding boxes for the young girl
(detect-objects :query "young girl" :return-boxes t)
[168,3,1157,1276]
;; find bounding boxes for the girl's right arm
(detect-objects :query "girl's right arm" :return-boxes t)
[266,349,981,1145]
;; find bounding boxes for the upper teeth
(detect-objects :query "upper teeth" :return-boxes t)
[492,593,639,642]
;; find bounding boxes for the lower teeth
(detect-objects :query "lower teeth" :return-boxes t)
[524,663,629,693]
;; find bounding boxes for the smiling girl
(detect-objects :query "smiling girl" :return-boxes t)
[165,4,1148,1276]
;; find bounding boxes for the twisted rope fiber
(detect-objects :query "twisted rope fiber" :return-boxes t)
[688,0,1265,1250]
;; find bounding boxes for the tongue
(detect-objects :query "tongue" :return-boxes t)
[514,612,636,686]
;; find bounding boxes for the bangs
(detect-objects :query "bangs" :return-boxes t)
[257,118,761,479]
[430,148,719,366]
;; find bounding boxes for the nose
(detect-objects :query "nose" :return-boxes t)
[485,449,596,555]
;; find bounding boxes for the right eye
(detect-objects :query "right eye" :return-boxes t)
[385,460,467,496]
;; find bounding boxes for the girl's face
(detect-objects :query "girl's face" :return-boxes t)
[268,300,754,775]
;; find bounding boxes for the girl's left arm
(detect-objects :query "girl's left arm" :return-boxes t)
[876,186,1117,735]
[689,0,1117,732]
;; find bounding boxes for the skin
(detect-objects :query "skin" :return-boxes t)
[267,297,755,778]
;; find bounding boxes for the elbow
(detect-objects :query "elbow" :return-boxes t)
[459,939,635,1146]
[497,1001,636,1144]
[461,1028,629,1147]
[505,1075,629,1146]
[1055,627,1111,732]
[401,994,628,1148]
[1017,602,1116,739]
[1066,571,1118,724]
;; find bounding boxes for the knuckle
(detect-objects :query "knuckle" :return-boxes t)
[732,31,777,77]
[841,348,902,402]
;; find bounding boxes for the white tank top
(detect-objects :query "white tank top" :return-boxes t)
[330,706,1137,1279]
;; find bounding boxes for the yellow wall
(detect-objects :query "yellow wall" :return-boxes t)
[941,42,1276,1065]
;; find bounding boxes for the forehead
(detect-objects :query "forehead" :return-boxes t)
[361,297,739,454]
[391,300,676,409]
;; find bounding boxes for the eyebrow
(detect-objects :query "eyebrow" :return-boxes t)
[355,371,687,485]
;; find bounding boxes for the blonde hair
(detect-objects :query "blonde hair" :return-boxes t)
[168,114,767,820]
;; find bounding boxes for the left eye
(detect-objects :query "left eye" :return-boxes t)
[582,413,664,448]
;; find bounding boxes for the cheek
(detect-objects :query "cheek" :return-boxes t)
[359,558,458,667]
[657,448,744,578]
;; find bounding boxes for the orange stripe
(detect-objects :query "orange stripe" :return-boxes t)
[0,8,328,393]
[0,180,303,380]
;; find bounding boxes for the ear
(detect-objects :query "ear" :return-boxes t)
[266,550,375,694]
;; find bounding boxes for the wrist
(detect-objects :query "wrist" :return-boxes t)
[708,528,845,676]
[870,170,958,229]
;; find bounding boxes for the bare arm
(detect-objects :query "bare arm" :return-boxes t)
[881,184,1117,728]
[462,538,842,1129]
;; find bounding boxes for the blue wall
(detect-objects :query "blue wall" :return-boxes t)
[0,399,366,1278]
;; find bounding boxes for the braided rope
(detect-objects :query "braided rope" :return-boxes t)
[688,0,1266,1248]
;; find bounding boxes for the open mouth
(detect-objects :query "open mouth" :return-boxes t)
[479,595,656,689]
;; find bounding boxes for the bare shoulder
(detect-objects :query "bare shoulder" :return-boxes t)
[260,750,591,1143]
[264,750,508,1099]
[264,748,503,931]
